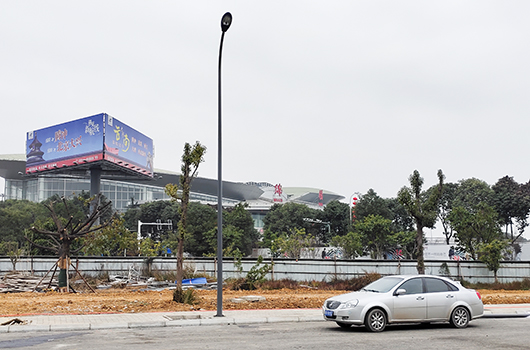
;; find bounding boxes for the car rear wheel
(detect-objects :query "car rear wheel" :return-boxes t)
[450,306,470,328]
[336,322,352,329]
[365,308,386,332]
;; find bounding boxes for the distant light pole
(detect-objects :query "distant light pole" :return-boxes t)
[350,193,360,224]
[303,217,331,235]
[216,11,232,318]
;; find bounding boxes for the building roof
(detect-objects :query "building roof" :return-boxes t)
[0,154,264,202]
[0,154,344,206]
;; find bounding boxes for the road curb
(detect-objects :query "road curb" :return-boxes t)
[482,313,530,318]
[2,306,529,333]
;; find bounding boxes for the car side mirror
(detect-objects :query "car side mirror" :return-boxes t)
[395,288,407,296]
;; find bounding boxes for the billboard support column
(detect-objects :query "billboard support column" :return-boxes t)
[90,167,102,220]
[90,167,101,197]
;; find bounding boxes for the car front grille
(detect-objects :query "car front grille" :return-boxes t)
[326,300,341,310]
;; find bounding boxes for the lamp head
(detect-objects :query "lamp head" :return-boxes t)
[221,12,232,32]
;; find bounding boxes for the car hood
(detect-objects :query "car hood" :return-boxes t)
[328,290,389,302]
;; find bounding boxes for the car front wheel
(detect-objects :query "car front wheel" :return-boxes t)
[365,308,387,332]
[450,306,470,328]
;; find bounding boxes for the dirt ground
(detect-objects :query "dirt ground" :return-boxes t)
[1,287,529,316]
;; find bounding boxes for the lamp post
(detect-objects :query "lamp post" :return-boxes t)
[216,11,232,318]
[350,192,360,224]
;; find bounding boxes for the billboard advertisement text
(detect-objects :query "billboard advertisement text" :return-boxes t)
[26,113,154,177]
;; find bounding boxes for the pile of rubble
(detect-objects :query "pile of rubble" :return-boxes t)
[97,266,217,291]
[0,269,217,293]
[98,275,218,291]
[0,273,57,293]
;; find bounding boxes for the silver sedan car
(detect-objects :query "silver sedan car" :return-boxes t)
[322,275,484,332]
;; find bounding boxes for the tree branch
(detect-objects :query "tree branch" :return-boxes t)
[24,235,59,253]
[44,201,64,232]
[31,226,62,237]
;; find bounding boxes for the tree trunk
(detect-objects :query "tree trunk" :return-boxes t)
[176,231,184,288]
[416,223,425,274]
[58,239,71,292]
[176,187,189,290]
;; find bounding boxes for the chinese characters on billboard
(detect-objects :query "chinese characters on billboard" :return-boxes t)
[103,115,154,176]
[26,113,154,177]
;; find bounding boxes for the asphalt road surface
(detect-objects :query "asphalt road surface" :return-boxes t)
[1,318,529,350]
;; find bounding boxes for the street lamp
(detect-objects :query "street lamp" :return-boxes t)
[350,192,360,224]
[217,11,232,318]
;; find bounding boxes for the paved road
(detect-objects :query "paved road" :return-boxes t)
[2,304,528,333]
[1,317,529,350]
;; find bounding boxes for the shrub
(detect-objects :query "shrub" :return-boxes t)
[462,278,530,291]
[261,279,299,290]
[173,287,199,304]
[325,272,381,291]
[439,262,451,277]
[227,256,272,290]
[225,277,248,290]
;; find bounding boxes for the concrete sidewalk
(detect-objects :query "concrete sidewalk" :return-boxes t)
[1,305,529,333]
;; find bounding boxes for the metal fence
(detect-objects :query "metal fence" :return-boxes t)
[1,256,529,284]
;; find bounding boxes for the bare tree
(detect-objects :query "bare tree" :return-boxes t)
[27,194,113,291]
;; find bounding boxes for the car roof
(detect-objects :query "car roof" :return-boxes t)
[385,274,456,282]
[389,274,447,278]
[386,274,463,285]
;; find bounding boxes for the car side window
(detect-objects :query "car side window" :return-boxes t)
[399,278,423,295]
[445,281,459,291]
[425,278,451,293]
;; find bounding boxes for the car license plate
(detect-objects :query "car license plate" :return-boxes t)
[325,310,334,317]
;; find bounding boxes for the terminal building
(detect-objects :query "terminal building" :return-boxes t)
[0,153,345,232]
[0,113,345,232]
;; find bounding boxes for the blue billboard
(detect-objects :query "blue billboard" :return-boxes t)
[26,113,154,177]
[103,115,154,176]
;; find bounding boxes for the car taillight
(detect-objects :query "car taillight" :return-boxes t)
[476,291,482,300]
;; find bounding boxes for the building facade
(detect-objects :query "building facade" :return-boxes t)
[0,154,345,231]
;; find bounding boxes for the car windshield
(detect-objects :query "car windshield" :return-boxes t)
[360,277,404,293]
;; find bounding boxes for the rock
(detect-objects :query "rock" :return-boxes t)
[230,295,266,303]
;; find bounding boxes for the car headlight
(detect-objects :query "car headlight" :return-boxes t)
[339,299,359,309]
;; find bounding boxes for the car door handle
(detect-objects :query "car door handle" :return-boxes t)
[416,296,425,301]
[446,294,454,298]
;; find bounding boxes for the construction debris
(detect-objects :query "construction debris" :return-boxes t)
[1,318,29,326]
[0,271,217,293]
[98,275,217,291]
[230,295,267,303]
[0,273,57,293]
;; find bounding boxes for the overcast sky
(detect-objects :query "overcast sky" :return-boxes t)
[1,1,530,202]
